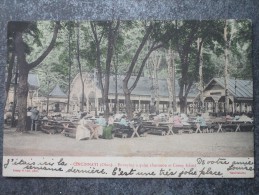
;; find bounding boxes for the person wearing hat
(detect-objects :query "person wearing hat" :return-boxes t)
[30,106,39,130]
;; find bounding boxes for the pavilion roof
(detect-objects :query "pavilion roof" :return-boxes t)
[49,84,67,98]
[108,75,198,97]
[204,77,253,99]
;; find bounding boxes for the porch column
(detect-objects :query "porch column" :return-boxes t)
[96,98,99,112]
[138,96,141,111]
[109,99,112,112]
[232,102,234,113]
[86,97,89,112]
[215,101,218,113]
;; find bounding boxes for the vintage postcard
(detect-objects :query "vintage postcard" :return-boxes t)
[3,20,254,178]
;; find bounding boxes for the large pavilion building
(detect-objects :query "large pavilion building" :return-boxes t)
[6,71,253,117]
[69,73,253,116]
[69,72,198,115]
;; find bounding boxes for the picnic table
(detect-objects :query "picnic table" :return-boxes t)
[59,120,74,128]
[62,121,79,138]
[141,120,173,136]
[211,118,253,133]
[156,122,174,135]
[227,120,253,132]
[40,119,63,134]
[113,121,144,138]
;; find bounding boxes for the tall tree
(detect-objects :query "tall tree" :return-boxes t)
[149,51,162,113]
[8,21,60,132]
[122,22,163,119]
[162,20,225,113]
[224,20,230,114]
[90,21,120,118]
[166,45,177,114]
[5,35,16,108]
[65,21,76,113]
[76,22,86,112]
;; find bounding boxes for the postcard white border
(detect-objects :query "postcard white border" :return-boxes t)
[2,156,254,178]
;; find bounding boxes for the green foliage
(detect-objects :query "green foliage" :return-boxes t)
[21,20,251,99]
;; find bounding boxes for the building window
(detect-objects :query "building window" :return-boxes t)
[210,92,221,96]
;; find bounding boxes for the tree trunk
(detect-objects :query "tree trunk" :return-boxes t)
[11,61,18,127]
[124,91,133,119]
[67,27,72,113]
[90,21,120,119]
[15,22,59,131]
[15,31,29,132]
[76,22,85,112]
[16,69,29,131]
[113,52,119,114]
[197,37,204,113]
[224,21,229,114]
[175,21,199,114]
[149,52,161,113]
[179,97,186,113]
[103,22,113,118]
[172,51,176,113]
[5,50,15,108]
[154,67,160,113]
[166,46,175,114]
[149,62,156,114]
[122,23,163,119]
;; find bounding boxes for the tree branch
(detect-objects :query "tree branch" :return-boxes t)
[123,23,153,87]
[90,21,104,93]
[29,21,60,69]
[129,42,163,92]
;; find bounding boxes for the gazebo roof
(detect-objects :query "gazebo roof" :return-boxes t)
[49,84,67,98]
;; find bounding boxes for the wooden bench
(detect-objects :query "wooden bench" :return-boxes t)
[239,123,254,131]
[143,125,168,136]
[113,130,128,138]
[41,125,58,134]
[62,122,78,137]
[62,126,77,137]
[178,129,194,134]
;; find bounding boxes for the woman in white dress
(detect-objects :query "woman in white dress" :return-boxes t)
[76,117,91,141]
[76,117,103,140]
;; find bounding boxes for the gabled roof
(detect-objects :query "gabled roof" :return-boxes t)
[49,84,67,98]
[204,77,253,99]
[108,75,198,97]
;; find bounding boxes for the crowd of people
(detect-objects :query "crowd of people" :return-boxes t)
[4,102,253,138]
[74,111,209,140]
[75,112,134,140]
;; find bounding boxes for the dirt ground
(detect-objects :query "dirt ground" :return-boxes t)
[3,126,254,157]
